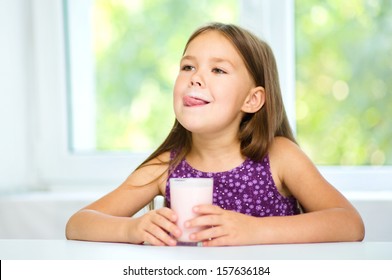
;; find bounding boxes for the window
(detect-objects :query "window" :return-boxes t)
[295,0,392,166]
[32,0,392,191]
[65,0,239,153]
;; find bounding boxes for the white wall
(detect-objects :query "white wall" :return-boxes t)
[0,0,36,192]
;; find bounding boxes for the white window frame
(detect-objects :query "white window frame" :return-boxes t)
[32,0,147,190]
[32,0,392,192]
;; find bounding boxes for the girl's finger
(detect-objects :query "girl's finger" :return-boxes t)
[189,225,226,243]
[202,236,230,247]
[151,210,181,238]
[156,207,178,222]
[145,223,177,246]
[193,204,222,215]
[142,231,164,246]
[185,213,222,229]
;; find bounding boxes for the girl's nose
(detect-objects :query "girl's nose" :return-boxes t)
[190,73,204,87]
[191,80,202,87]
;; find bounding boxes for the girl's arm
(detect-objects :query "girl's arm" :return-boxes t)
[266,136,365,243]
[65,152,181,245]
[186,137,365,246]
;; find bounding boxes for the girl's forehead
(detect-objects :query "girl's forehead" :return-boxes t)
[185,31,238,56]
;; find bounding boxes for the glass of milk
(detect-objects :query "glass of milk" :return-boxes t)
[169,178,213,244]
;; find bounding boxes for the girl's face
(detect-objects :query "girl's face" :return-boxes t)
[173,30,256,136]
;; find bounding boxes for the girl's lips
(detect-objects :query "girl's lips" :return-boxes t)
[183,95,210,107]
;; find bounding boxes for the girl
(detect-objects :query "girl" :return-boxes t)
[66,23,365,246]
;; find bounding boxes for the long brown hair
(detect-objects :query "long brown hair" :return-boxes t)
[136,22,296,179]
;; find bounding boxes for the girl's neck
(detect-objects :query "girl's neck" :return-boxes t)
[186,133,245,173]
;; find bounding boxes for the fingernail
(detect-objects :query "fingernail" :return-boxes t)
[184,221,190,228]
[190,234,195,240]
[193,206,199,212]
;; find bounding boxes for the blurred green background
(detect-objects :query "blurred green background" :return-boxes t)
[296,0,392,165]
[92,0,238,151]
[88,0,391,165]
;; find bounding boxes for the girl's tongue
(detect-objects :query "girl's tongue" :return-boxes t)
[183,96,209,107]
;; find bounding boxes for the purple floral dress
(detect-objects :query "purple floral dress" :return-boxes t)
[165,151,300,217]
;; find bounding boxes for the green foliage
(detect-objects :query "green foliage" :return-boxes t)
[92,0,391,165]
[295,0,392,165]
[93,0,238,151]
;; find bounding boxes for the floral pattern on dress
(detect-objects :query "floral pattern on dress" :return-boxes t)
[166,152,300,217]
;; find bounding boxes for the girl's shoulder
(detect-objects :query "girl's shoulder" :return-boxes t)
[268,136,310,177]
[125,151,171,189]
[148,151,171,165]
[141,151,171,173]
[269,136,314,169]
[268,136,320,190]
[269,136,300,158]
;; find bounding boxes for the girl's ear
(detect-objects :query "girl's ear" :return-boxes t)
[241,86,265,113]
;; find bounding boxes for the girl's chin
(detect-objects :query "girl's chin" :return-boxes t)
[177,119,213,134]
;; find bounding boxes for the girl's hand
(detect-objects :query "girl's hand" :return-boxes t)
[132,207,182,246]
[185,204,256,246]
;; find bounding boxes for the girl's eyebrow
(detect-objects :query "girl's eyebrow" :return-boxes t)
[210,57,235,67]
[181,55,235,67]
[180,55,195,62]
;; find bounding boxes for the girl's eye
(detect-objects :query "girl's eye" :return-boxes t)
[212,68,226,74]
[181,65,195,71]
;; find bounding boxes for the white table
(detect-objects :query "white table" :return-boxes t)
[0,239,391,260]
